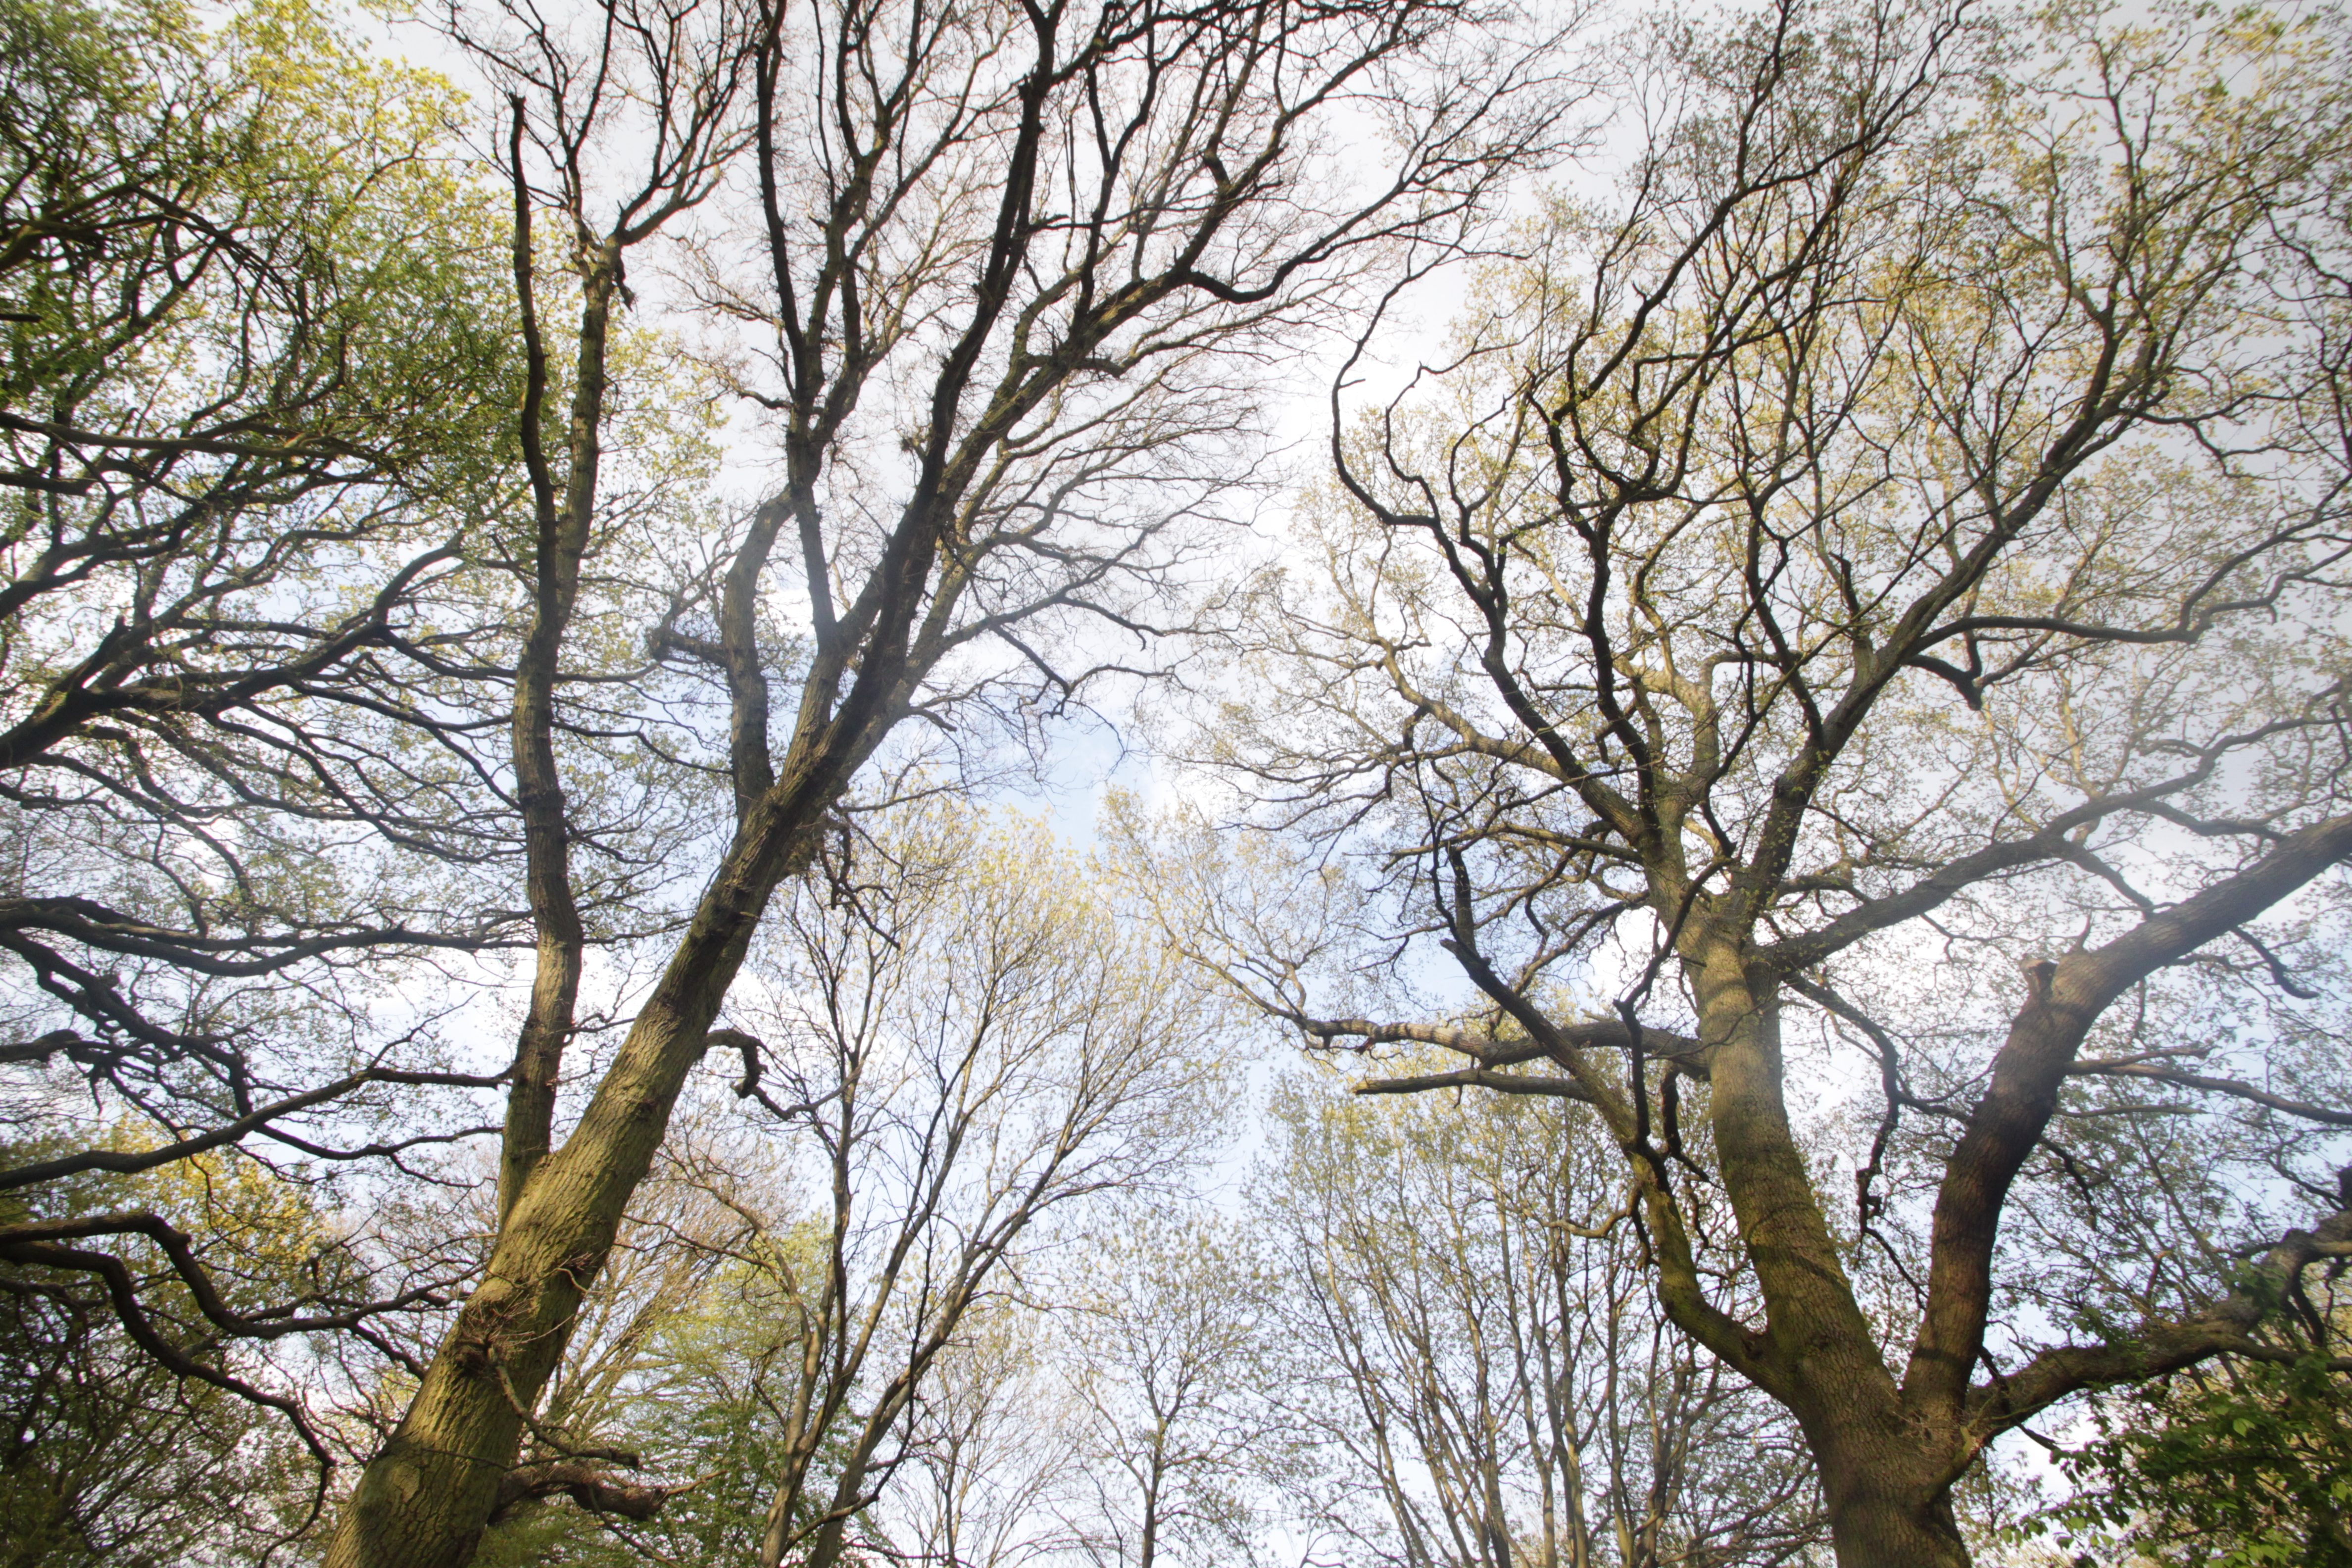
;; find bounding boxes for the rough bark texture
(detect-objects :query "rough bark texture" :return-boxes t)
[1337,824,2352,1568]
[328,741,860,1566]
[1681,964,1961,1568]
[1813,1474,1970,1568]
[1693,818,2352,1567]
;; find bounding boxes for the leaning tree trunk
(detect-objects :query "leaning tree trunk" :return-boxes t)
[326,778,823,1568]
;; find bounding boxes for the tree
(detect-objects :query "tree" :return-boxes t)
[725,805,1232,1568]
[458,1126,825,1567]
[0,0,523,1083]
[387,804,1232,1568]
[328,0,1578,1558]
[1133,0,2352,1562]
[0,1132,359,1565]
[1250,1060,1825,1567]
[892,1296,1081,1568]
[0,0,542,1489]
[1052,1209,1282,1568]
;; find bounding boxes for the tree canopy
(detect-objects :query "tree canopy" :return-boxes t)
[2,0,2347,1565]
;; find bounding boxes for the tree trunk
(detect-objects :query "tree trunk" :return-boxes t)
[1814,1455,1970,1568]
[1768,1355,1975,1568]
[327,989,730,1568]
[1683,954,1975,1568]
[326,790,812,1568]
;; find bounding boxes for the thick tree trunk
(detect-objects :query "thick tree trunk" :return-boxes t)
[1682,950,1976,1568]
[327,988,740,1568]
[1817,1474,1970,1568]
[325,784,818,1568]
[1764,1327,1977,1567]
[328,990,745,1566]
[1778,1380,1974,1568]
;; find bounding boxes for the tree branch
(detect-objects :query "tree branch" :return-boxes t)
[0,1065,513,1192]
[1966,1169,2352,1440]
[1903,813,2352,1427]
[2066,1059,2352,1127]
[1356,1067,1596,1100]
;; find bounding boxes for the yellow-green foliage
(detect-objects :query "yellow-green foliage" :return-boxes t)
[0,1130,342,1567]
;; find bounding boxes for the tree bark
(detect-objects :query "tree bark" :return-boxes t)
[494,173,607,1224]
[1813,1468,1970,1568]
[1680,953,1971,1568]
[326,773,829,1568]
